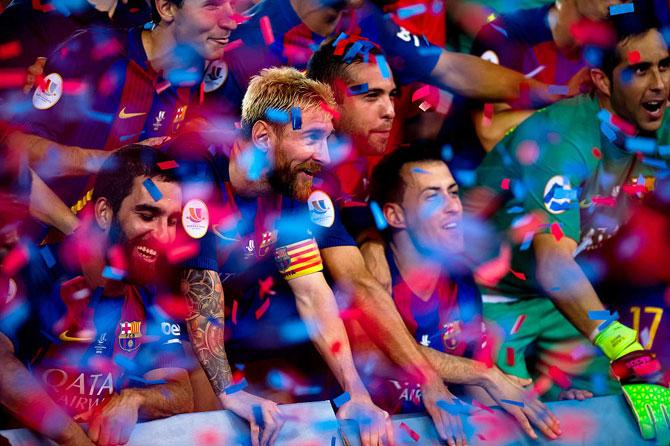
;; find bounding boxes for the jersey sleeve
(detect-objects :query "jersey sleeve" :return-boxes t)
[16,29,109,142]
[358,5,440,85]
[502,110,591,243]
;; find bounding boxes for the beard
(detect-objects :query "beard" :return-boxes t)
[107,217,171,286]
[269,151,323,202]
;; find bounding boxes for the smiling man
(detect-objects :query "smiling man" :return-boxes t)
[174,67,395,446]
[12,0,237,211]
[0,145,193,446]
[471,4,670,441]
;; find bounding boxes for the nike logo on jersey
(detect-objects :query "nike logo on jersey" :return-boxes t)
[118,107,147,119]
[59,330,94,342]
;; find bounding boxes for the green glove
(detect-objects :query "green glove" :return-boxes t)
[595,322,669,441]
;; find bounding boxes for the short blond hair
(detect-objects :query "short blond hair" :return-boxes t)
[241,66,336,139]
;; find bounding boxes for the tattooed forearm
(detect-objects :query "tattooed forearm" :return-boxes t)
[181,268,232,395]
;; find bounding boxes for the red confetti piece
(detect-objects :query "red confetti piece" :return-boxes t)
[199,81,205,104]
[0,41,21,60]
[506,347,515,366]
[31,0,54,12]
[500,178,510,190]
[225,39,243,52]
[477,434,487,440]
[516,140,539,165]
[62,80,87,95]
[511,270,526,281]
[592,147,602,159]
[483,103,494,126]
[399,422,420,441]
[156,294,189,319]
[232,300,238,325]
[107,244,127,271]
[548,365,572,389]
[610,114,636,136]
[2,244,29,276]
[591,196,616,207]
[550,222,564,241]
[627,50,641,64]
[157,160,179,170]
[255,298,271,319]
[156,80,171,94]
[166,241,199,264]
[0,69,27,88]
[472,399,495,414]
[195,429,223,446]
[258,276,275,300]
[260,16,275,45]
[411,84,431,102]
[331,341,341,354]
[319,101,340,120]
[229,12,250,24]
[510,314,526,334]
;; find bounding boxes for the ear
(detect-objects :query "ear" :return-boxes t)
[383,203,406,230]
[251,120,273,153]
[154,0,177,24]
[590,68,612,98]
[94,198,113,231]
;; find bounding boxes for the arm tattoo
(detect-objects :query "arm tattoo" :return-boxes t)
[181,268,232,395]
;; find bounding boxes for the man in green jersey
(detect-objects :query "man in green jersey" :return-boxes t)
[470,3,670,441]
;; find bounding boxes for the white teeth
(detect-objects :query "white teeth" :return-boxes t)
[137,246,156,257]
[443,223,458,229]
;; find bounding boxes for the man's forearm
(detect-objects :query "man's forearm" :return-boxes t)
[0,342,87,444]
[6,130,107,177]
[419,345,491,387]
[430,51,560,106]
[120,369,193,419]
[29,169,79,234]
[534,235,607,338]
[351,275,441,384]
[181,269,233,395]
[292,280,369,397]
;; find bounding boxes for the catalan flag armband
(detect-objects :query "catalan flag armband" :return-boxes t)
[274,238,323,281]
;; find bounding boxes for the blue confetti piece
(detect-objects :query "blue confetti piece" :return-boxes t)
[500,399,524,407]
[589,310,619,331]
[376,54,391,79]
[128,375,167,385]
[658,145,670,157]
[520,232,533,251]
[412,167,430,174]
[625,137,656,154]
[291,107,302,130]
[397,3,426,20]
[331,436,336,446]
[143,178,163,201]
[437,399,469,415]
[548,85,569,95]
[591,373,607,394]
[102,266,125,281]
[553,188,578,200]
[584,46,603,67]
[225,378,248,394]
[84,109,114,124]
[454,170,476,187]
[507,206,524,214]
[600,122,617,142]
[266,108,289,124]
[347,83,368,96]
[596,109,612,123]
[490,23,508,38]
[252,404,264,428]
[642,157,668,169]
[40,246,56,268]
[114,355,137,372]
[609,3,634,15]
[441,144,453,161]
[369,201,388,230]
[333,391,350,408]
[417,46,442,57]
[119,132,142,143]
[332,32,348,47]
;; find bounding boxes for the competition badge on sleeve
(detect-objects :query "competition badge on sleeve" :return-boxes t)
[182,199,209,239]
[308,190,335,228]
[543,175,575,214]
[32,73,63,110]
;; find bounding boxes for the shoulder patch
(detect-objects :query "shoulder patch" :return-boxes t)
[480,50,499,65]
[32,73,63,110]
[308,190,335,228]
[543,175,573,214]
[182,199,209,239]
[203,60,228,93]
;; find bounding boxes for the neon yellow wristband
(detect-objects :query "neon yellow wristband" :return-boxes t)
[593,321,644,360]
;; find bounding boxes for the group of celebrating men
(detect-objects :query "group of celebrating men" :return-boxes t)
[0,0,669,445]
